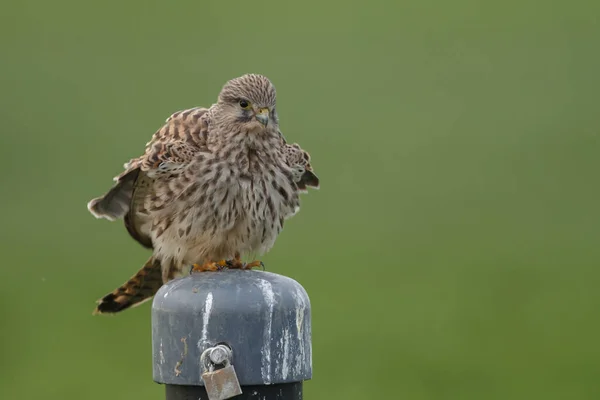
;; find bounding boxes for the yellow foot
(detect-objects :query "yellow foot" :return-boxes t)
[226,258,265,270]
[244,260,265,270]
[191,260,228,272]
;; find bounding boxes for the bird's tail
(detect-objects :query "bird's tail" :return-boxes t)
[93,256,163,315]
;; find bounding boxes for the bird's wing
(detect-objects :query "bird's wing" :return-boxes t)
[88,106,211,248]
[125,107,212,248]
[283,142,320,191]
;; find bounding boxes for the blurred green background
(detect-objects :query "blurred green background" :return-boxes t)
[1,0,599,398]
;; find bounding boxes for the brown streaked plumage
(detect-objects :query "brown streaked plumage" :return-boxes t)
[88,74,319,314]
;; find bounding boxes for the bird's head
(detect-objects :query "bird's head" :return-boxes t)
[216,74,279,133]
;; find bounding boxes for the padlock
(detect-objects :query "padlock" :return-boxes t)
[201,361,243,400]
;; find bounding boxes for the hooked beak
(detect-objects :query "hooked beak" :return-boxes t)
[255,108,269,126]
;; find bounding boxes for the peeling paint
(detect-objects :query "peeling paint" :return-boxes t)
[200,292,213,347]
[160,339,166,365]
[281,328,291,379]
[257,279,274,384]
[293,288,308,377]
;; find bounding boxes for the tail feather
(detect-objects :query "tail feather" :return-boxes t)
[88,168,140,221]
[93,257,163,315]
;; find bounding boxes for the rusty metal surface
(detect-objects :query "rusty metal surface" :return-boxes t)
[202,364,243,400]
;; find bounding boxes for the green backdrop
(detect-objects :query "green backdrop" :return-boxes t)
[1,0,599,399]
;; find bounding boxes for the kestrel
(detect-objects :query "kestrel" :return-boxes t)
[88,74,319,314]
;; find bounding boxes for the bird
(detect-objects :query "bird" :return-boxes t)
[87,74,319,314]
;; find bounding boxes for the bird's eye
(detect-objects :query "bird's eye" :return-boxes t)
[239,99,251,109]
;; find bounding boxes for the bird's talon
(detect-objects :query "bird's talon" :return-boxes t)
[243,260,265,270]
[191,260,228,273]
[223,258,265,270]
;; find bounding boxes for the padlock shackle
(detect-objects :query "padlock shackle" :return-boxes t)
[201,344,233,373]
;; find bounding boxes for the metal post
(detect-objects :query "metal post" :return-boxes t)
[152,270,312,399]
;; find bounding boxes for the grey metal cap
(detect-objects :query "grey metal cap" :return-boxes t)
[152,270,312,386]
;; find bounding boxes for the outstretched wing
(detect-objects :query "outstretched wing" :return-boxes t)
[88,107,211,248]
